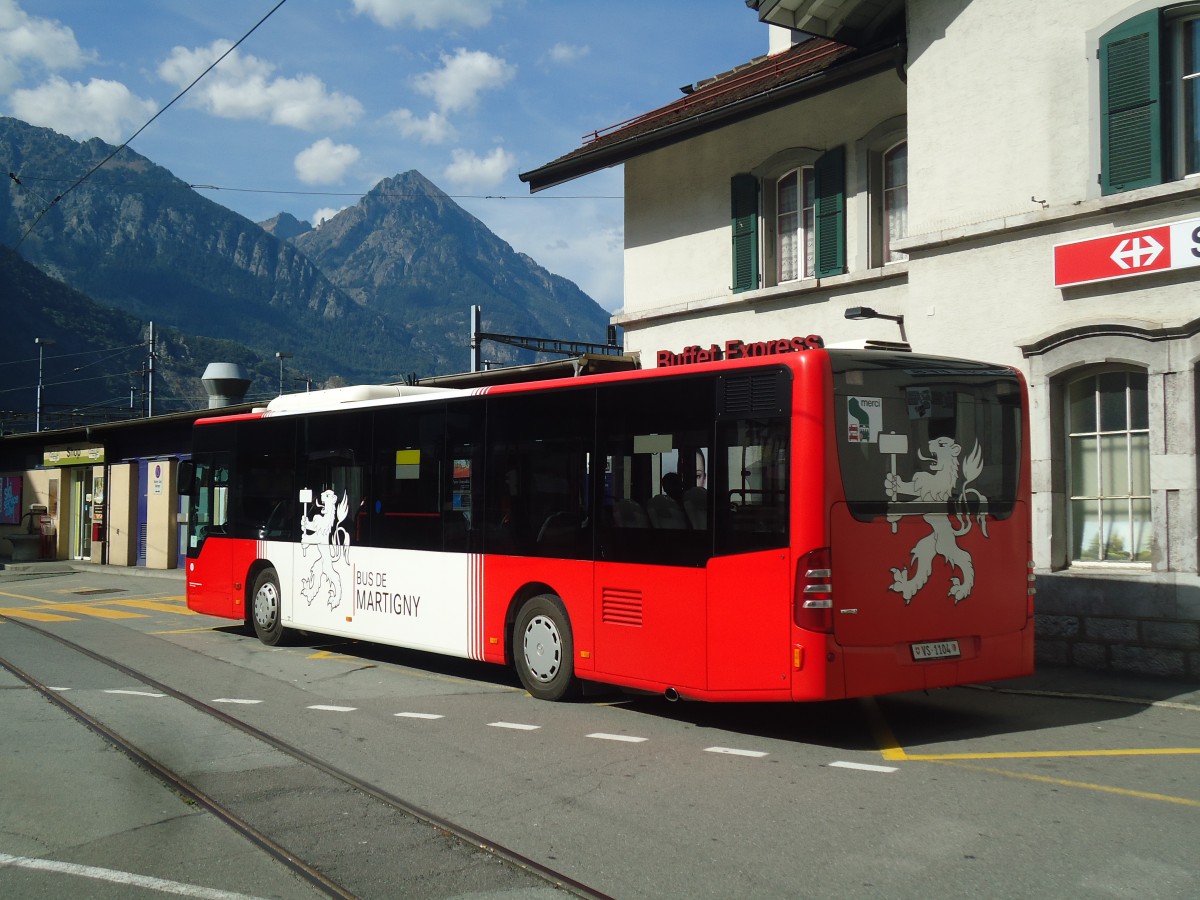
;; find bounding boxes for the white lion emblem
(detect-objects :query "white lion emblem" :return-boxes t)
[884,437,987,604]
[299,488,351,609]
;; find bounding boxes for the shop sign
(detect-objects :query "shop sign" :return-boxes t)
[43,443,104,467]
[1053,217,1200,288]
[657,335,824,368]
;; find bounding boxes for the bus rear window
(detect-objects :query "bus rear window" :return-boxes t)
[833,358,1022,521]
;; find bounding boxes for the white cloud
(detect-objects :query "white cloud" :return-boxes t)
[294,138,361,185]
[442,146,515,189]
[385,108,455,144]
[0,1,92,91]
[350,0,499,29]
[547,43,590,64]
[158,41,363,130]
[413,48,514,114]
[312,205,349,227]
[9,75,157,142]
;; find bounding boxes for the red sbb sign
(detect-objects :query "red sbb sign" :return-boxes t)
[657,335,824,368]
[1054,217,1200,288]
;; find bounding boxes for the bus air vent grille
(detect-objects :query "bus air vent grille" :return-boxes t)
[602,587,643,626]
[719,372,786,418]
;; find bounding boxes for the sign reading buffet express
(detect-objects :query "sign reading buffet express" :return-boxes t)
[657,335,825,368]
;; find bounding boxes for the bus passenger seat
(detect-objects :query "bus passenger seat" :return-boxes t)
[613,498,650,529]
[682,487,707,529]
[647,493,689,529]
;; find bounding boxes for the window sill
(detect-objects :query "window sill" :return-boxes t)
[895,176,1200,255]
[1059,562,1152,576]
[613,263,908,328]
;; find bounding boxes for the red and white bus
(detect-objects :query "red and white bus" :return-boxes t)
[181,345,1033,702]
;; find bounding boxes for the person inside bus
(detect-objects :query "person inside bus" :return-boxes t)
[647,471,689,529]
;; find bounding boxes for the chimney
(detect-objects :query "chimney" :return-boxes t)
[201,363,251,408]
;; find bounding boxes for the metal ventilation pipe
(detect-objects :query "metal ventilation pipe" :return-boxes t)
[201,363,252,408]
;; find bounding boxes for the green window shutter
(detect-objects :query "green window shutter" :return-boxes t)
[814,146,846,278]
[1100,9,1163,195]
[730,173,759,293]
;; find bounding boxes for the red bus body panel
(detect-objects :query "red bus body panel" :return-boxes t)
[185,349,1033,702]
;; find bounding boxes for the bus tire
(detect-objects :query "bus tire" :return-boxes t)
[513,594,579,702]
[251,568,288,646]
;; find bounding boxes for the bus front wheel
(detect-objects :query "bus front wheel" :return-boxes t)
[513,594,579,701]
[251,568,288,646]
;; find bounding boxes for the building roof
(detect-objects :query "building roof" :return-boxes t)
[519,35,903,192]
[746,0,906,46]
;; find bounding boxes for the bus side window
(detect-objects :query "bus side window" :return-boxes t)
[596,376,714,567]
[484,390,594,560]
[370,406,444,552]
[715,417,789,556]
[445,399,484,554]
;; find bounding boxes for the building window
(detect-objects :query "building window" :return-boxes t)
[735,146,845,292]
[882,141,907,263]
[777,166,815,281]
[1178,14,1200,174]
[1067,370,1151,563]
[1099,6,1200,193]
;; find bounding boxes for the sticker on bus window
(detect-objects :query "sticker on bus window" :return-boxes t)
[395,449,421,480]
[906,388,953,420]
[846,397,882,443]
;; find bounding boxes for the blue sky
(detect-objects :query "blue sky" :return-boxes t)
[2,1,769,312]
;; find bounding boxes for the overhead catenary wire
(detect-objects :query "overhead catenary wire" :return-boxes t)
[12,0,292,248]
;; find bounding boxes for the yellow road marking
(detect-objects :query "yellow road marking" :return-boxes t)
[860,697,909,761]
[309,650,373,665]
[0,590,50,604]
[907,747,1200,761]
[104,599,197,615]
[0,608,75,622]
[935,760,1200,807]
[46,603,144,619]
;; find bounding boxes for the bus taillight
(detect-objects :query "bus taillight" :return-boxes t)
[795,547,833,633]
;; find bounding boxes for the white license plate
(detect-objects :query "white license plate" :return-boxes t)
[911,639,960,661]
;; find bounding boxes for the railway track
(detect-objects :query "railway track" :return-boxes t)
[0,613,611,900]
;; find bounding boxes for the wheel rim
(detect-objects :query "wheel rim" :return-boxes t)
[254,580,279,629]
[522,614,561,683]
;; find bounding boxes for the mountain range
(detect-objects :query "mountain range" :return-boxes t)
[0,117,611,429]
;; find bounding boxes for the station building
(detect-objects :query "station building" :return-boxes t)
[520,0,1200,678]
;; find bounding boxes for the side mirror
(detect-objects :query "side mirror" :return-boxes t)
[177,460,196,496]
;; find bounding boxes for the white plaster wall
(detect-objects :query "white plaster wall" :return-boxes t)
[906,0,1103,232]
[623,69,907,320]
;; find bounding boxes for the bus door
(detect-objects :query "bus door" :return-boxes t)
[706,410,793,693]
[594,378,711,692]
[828,360,1028,690]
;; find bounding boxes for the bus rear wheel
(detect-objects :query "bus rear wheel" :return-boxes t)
[251,568,289,646]
[513,594,579,701]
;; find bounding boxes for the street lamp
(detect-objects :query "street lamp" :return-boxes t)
[275,351,293,397]
[35,337,55,431]
[844,306,907,342]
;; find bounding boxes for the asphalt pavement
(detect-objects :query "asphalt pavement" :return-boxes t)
[1,557,1198,899]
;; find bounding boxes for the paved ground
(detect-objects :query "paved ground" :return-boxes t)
[2,556,1198,899]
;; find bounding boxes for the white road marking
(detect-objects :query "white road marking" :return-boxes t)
[705,746,769,758]
[0,852,267,899]
[829,761,899,773]
[488,721,540,731]
[395,712,444,719]
[307,704,357,712]
[212,698,262,705]
[587,733,648,743]
[103,689,165,698]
